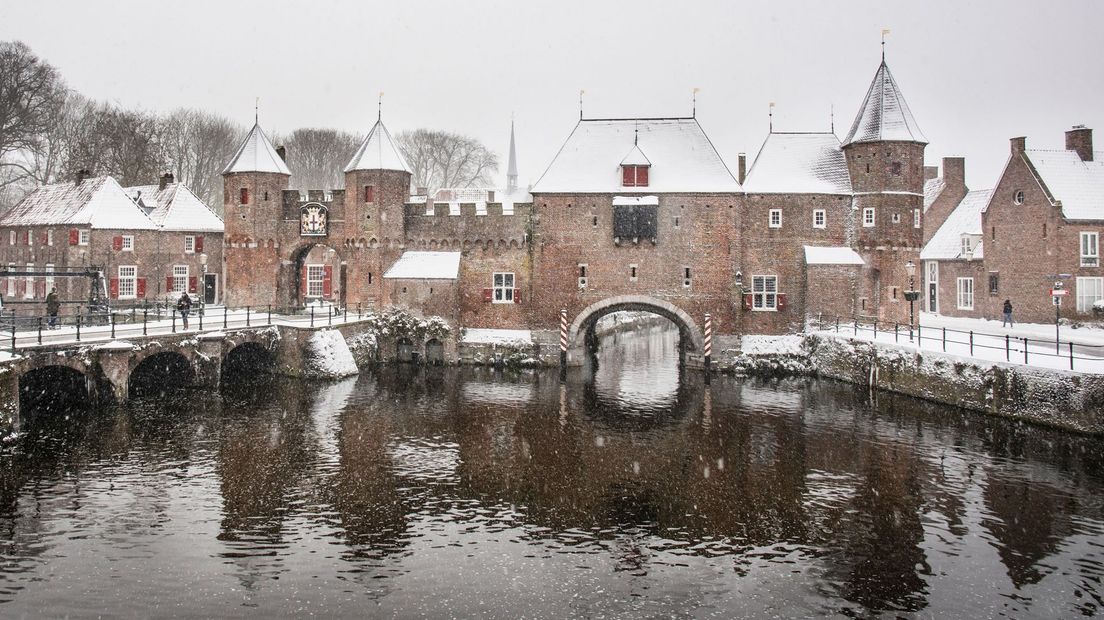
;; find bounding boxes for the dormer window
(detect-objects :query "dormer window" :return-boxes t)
[622,165,649,187]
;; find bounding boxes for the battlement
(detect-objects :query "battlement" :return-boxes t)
[403,199,532,219]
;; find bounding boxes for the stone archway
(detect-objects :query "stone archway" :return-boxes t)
[288,242,344,308]
[566,295,704,366]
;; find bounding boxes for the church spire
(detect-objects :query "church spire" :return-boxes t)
[506,118,519,194]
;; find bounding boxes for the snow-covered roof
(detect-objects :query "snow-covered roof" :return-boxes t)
[742,132,852,194]
[804,246,865,265]
[222,122,291,176]
[383,251,461,279]
[612,195,658,206]
[345,119,410,173]
[842,61,927,146]
[531,118,740,193]
[1025,148,1104,220]
[921,189,992,260]
[125,183,223,232]
[923,176,946,211]
[0,176,158,230]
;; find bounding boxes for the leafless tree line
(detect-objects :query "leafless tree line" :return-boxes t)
[0,40,500,214]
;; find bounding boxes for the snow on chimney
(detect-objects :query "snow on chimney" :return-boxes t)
[1010,136,1026,155]
[159,172,174,190]
[737,153,746,184]
[924,166,939,181]
[75,169,92,185]
[942,157,965,188]
[1066,125,1093,162]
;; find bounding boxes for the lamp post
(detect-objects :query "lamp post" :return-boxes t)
[199,252,208,317]
[904,260,920,343]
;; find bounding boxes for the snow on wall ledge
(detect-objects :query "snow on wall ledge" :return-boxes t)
[304,329,360,379]
[806,334,1104,434]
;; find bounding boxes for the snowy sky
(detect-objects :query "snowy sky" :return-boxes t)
[2,0,1102,191]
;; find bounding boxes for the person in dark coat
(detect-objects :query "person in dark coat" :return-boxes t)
[177,292,192,329]
[1002,299,1013,327]
[45,287,60,328]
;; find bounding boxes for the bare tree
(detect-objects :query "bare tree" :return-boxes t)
[0,40,66,204]
[161,108,242,208]
[396,129,499,194]
[279,128,360,190]
[61,101,163,187]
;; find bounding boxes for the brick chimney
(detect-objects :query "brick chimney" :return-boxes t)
[1066,125,1093,162]
[275,146,287,163]
[924,165,939,181]
[159,172,174,190]
[1010,136,1026,154]
[942,157,965,189]
[737,153,746,184]
[75,169,92,185]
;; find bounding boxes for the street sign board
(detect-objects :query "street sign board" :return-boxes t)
[1051,289,1068,296]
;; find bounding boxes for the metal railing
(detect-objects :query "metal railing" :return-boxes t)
[816,315,1104,371]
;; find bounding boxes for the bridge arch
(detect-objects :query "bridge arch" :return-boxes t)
[19,364,92,415]
[567,295,704,365]
[129,351,195,397]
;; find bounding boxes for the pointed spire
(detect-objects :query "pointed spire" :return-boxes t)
[842,59,926,146]
[222,121,290,176]
[345,118,410,173]
[506,118,518,194]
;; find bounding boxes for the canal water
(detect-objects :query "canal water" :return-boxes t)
[1,320,1103,617]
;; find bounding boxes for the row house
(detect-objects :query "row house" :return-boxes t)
[0,172,224,315]
[923,126,1104,323]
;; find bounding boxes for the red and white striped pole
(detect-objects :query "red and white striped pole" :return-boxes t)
[560,308,568,368]
[703,313,713,380]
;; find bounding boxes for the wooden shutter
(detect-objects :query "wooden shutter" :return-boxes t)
[23,231,29,245]
[137,278,147,299]
[622,166,635,186]
[188,276,198,293]
[300,265,308,296]
[166,275,174,292]
[112,236,123,251]
[109,278,119,299]
[364,185,374,202]
[40,231,48,245]
[69,228,79,245]
[482,288,493,302]
[514,290,521,303]
[637,166,649,187]
[195,236,204,252]
[743,294,753,310]
[322,265,333,297]
[776,293,787,310]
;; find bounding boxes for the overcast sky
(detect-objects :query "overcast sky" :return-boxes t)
[2,0,1102,190]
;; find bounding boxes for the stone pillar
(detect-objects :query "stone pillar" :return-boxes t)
[94,341,136,403]
[0,363,20,431]
[196,333,226,389]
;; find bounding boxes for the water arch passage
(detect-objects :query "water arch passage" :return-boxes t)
[221,343,276,384]
[130,352,195,398]
[568,296,704,366]
[19,366,90,416]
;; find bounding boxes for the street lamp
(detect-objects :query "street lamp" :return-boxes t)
[904,260,920,343]
[199,252,208,317]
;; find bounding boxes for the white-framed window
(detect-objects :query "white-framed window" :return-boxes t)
[5,263,13,296]
[78,229,90,245]
[25,229,33,245]
[629,264,638,282]
[768,209,782,228]
[184,235,195,254]
[1077,277,1104,313]
[1081,231,1098,267]
[812,209,826,229]
[492,272,515,302]
[306,264,324,298]
[47,229,53,246]
[956,277,974,310]
[961,235,972,256]
[45,264,54,295]
[752,275,778,311]
[862,208,876,227]
[24,262,34,299]
[121,235,134,252]
[913,208,921,229]
[1013,190,1024,205]
[118,265,137,300]
[8,231,14,245]
[173,265,189,293]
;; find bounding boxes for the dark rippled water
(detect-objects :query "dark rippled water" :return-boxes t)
[1,322,1103,618]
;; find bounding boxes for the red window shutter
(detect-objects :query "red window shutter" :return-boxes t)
[195,236,204,252]
[109,278,119,299]
[514,290,521,304]
[777,293,787,310]
[40,231,47,245]
[622,166,635,187]
[743,293,753,310]
[322,265,333,297]
[364,185,374,202]
[69,228,79,245]
[637,166,649,186]
[301,265,308,296]
[112,235,122,252]
[188,276,198,293]
[23,231,29,245]
[137,278,147,299]
[240,188,249,204]
[166,275,174,291]
[482,288,493,302]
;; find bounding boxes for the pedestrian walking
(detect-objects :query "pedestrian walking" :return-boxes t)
[1002,299,1014,327]
[177,292,193,330]
[45,287,60,328]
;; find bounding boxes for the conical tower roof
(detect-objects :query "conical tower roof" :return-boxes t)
[345,119,410,173]
[842,61,927,147]
[222,122,291,175]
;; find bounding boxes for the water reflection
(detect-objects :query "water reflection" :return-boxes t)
[0,324,1100,617]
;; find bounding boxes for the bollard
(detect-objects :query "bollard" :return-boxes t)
[1024,337,1029,364]
[942,327,946,352]
[37,317,42,345]
[328,306,333,326]
[311,306,315,328]
[268,305,272,325]
[969,331,973,356]
[223,307,228,329]
[172,311,176,333]
[894,322,899,343]
[1070,342,1075,371]
[246,306,251,327]
[143,309,148,335]
[1005,335,1010,361]
[559,308,569,370]
[703,313,713,384]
